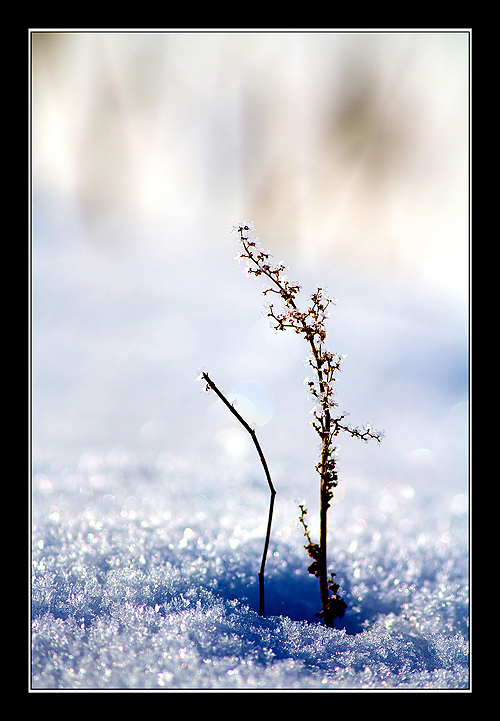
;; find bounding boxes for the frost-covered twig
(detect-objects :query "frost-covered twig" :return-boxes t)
[199,371,276,618]
[231,220,384,628]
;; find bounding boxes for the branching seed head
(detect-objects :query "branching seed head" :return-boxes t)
[233,220,383,628]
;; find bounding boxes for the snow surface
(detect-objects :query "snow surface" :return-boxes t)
[31,229,469,692]
[32,449,468,690]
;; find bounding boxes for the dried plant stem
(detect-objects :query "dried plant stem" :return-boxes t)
[231,220,383,628]
[201,372,276,617]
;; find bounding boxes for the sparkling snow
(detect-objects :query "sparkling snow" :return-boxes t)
[32,445,468,690]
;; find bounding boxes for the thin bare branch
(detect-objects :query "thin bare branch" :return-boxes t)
[201,371,276,617]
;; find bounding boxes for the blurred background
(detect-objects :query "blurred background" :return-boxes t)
[31,31,469,513]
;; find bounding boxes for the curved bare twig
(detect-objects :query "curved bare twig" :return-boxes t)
[201,372,276,617]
